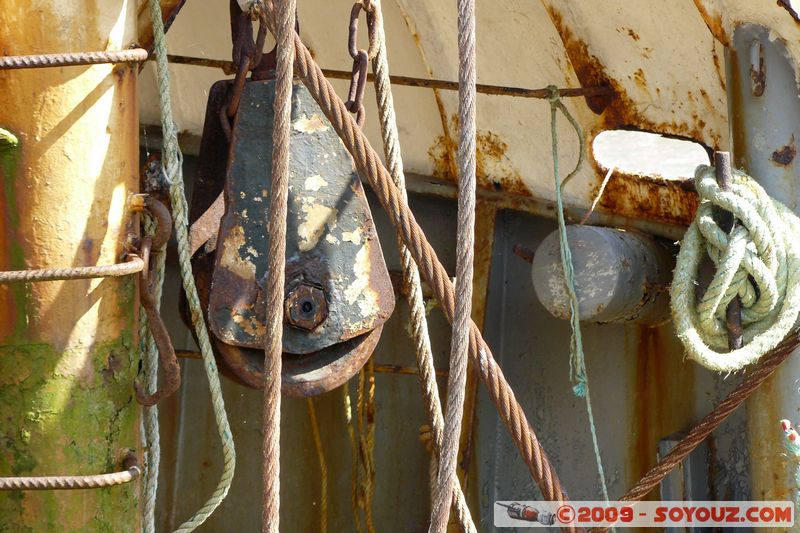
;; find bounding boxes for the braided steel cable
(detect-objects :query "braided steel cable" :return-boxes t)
[430,0,477,529]
[366,1,475,529]
[261,0,296,530]
[0,255,144,283]
[0,49,148,70]
[0,453,140,490]
[258,3,571,518]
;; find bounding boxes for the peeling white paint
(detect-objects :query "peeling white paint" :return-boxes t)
[297,203,338,252]
[220,225,256,279]
[293,113,329,134]
[344,245,379,321]
[304,174,328,191]
[342,229,362,245]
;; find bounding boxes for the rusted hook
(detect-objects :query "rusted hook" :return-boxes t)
[133,196,181,406]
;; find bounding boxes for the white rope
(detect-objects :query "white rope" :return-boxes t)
[366,2,476,531]
[430,0,476,530]
[671,165,800,372]
[148,1,237,530]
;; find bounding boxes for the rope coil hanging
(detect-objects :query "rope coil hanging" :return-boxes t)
[671,165,800,372]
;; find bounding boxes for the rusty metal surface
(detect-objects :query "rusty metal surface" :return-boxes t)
[180,80,390,396]
[138,0,800,232]
[209,79,394,355]
[726,21,800,511]
[136,0,188,52]
[134,196,182,406]
[188,191,225,255]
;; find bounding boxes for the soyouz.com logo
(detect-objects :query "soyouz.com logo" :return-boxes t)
[494,501,794,528]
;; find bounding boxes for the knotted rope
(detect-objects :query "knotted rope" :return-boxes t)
[365,1,475,530]
[430,0,476,530]
[671,165,800,372]
[547,86,610,507]
[148,1,236,529]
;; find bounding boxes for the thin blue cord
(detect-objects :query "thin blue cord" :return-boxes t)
[547,86,611,507]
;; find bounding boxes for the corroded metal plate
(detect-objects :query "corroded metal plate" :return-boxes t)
[208,80,394,355]
[182,79,389,394]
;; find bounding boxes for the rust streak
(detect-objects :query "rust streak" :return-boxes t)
[628,327,696,497]
[596,170,699,227]
[541,4,716,227]
[691,0,731,46]
[429,120,530,196]
[771,135,796,166]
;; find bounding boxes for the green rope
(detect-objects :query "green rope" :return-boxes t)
[670,166,800,372]
[148,1,236,530]
[139,213,165,533]
[546,86,610,506]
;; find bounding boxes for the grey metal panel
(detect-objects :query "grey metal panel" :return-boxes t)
[474,210,750,531]
[152,156,751,531]
[154,180,458,531]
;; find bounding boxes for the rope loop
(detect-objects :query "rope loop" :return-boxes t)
[671,165,800,372]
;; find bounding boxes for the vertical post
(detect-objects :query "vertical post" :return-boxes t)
[713,151,744,350]
[727,23,800,509]
[0,2,140,531]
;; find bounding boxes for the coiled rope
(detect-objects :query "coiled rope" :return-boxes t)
[365,1,476,530]
[671,165,800,372]
[148,1,236,530]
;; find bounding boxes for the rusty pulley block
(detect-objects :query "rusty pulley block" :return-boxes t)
[181,2,395,397]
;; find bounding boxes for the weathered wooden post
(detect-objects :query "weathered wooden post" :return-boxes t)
[0,2,141,530]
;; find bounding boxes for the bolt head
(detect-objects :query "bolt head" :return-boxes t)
[285,283,328,330]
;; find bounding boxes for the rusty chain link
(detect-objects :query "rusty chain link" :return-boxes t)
[220,1,272,141]
[345,2,376,128]
[132,195,182,407]
[0,48,148,70]
[0,453,140,491]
